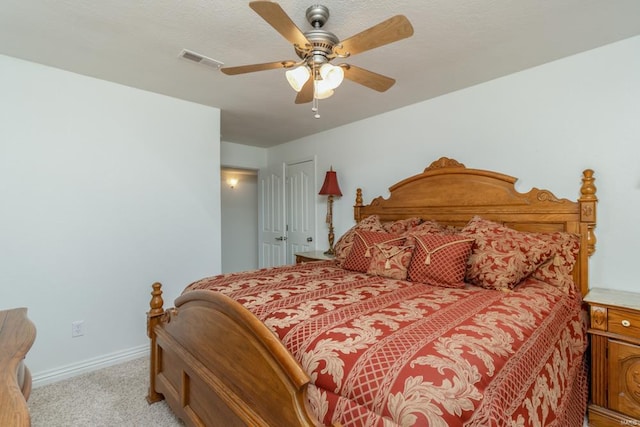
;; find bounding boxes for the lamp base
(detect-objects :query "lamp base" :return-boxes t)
[324,248,335,256]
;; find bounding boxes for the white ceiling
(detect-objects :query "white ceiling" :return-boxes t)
[2,1,640,148]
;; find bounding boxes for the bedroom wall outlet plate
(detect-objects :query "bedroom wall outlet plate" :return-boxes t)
[71,320,84,337]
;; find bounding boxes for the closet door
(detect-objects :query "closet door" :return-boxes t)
[286,160,316,265]
[258,163,286,267]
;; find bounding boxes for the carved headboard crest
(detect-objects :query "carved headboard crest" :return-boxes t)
[424,157,465,171]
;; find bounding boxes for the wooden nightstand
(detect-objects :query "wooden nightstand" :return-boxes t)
[585,288,640,426]
[294,250,335,264]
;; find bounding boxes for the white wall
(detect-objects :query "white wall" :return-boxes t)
[268,35,640,293]
[221,140,267,170]
[0,55,221,380]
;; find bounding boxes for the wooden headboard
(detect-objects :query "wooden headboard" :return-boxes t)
[353,157,597,297]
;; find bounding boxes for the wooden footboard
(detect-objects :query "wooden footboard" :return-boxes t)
[147,282,333,426]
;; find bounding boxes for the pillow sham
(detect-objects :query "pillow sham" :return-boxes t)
[461,216,554,290]
[382,217,423,234]
[407,233,474,288]
[531,231,580,293]
[367,243,415,280]
[342,230,405,273]
[403,219,448,236]
[334,215,385,264]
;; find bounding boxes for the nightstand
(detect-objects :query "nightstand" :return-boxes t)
[294,250,335,264]
[585,288,640,426]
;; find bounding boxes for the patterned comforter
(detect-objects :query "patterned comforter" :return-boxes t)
[185,261,588,427]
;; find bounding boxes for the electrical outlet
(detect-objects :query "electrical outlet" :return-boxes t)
[71,320,84,338]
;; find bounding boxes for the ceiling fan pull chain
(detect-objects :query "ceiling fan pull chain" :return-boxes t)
[312,65,320,119]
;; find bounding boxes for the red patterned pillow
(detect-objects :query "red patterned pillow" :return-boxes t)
[461,216,554,290]
[334,215,385,264]
[367,243,415,280]
[531,232,580,293]
[382,217,422,234]
[342,230,405,273]
[403,220,447,236]
[407,234,474,288]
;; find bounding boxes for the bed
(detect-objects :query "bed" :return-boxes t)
[146,157,597,426]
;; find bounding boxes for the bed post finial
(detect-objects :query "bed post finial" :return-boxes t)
[149,282,164,317]
[579,169,597,257]
[354,188,363,222]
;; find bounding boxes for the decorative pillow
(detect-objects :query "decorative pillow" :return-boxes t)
[367,243,415,280]
[342,230,405,273]
[460,216,554,290]
[382,217,423,234]
[403,220,448,236]
[407,234,474,288]
[531,232,581,293]
[334,215,385,264]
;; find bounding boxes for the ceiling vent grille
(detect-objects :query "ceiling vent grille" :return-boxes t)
[179,49,224,69]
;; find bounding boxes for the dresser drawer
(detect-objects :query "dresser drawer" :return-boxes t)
[608,307,640,337]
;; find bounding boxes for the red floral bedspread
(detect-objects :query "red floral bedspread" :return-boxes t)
[185,261,588,427]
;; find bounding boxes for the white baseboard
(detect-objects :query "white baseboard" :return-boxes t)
[32,344,149,388]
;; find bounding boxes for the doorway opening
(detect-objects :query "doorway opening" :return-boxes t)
[221,167,258,273]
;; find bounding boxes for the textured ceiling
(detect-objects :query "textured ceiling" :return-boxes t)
[2,0,640,147]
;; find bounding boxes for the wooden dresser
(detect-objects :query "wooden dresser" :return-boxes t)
[0,308,36,427]
[585,288,640,426]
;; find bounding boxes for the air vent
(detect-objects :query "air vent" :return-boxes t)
[179,49,224,69]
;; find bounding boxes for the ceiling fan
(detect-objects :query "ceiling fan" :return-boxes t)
[221,1,414,117]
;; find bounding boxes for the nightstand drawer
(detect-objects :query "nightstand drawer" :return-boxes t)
[608,307,640,337]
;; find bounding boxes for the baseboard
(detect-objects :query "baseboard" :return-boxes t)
[32,344,149,388]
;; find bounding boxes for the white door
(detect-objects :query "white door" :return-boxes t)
[286,160,316,264]
[258,163,286,267]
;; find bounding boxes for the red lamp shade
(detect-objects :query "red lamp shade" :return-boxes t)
[318,169,342,196]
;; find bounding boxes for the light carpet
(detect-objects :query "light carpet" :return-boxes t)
[28,357,183,427]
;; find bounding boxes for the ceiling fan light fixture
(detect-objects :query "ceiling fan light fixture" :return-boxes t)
[319,63,344,89]
[285,66,310,92]
[314,79,334,99]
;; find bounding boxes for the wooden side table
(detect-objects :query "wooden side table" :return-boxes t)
[295,250,335,264]
[0,307,36,427]
[585,288,640,426]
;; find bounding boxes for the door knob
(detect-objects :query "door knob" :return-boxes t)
[275,236,287,241]
[307,237,313,242]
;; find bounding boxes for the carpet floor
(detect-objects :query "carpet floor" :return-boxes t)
[28,357,183,427]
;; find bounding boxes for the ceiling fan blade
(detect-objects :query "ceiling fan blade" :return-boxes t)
[336,15,414,57]
[221,60,296,75]
[341,64,396,92]
[250,1,311,48]
[295,78,314,104]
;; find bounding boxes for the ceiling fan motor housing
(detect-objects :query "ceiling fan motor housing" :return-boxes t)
[298,29,339,66]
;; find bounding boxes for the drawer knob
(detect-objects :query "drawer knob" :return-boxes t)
[622,319,631,327]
